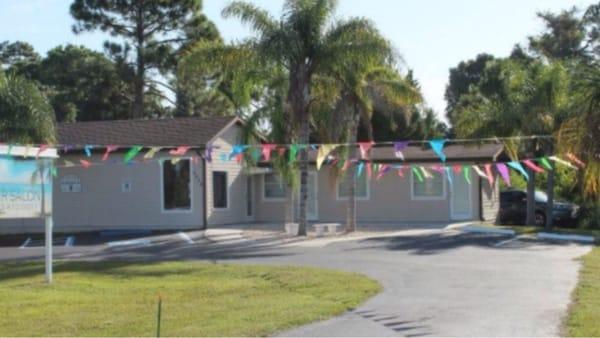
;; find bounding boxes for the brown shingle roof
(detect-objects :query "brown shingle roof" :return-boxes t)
[57,116,238,147]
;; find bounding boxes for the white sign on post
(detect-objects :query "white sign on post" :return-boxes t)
[0,145,58,283]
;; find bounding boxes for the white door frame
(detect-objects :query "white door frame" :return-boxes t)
[450,175,473,220]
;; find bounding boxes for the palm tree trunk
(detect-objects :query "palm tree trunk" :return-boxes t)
[345,114,360,233]
[297,111,309,236]
[546,167,555,230]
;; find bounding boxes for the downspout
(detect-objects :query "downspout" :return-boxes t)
[201,155,208,230]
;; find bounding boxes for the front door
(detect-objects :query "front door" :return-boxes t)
[451,174,472,220]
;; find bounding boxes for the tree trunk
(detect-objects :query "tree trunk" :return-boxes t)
[133,6,145,119]
[546,167,555,230]
[526,167,536,225]
[285,184,294,224]
[297,112,309,236]
[345,113,360,233]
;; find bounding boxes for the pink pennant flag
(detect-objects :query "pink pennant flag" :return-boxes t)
[484,164,495,186]
[262,144,276,161]
[358,142,374,159]
[169,146,190,156]
[430,164,445,174]
[277,147,286,157]
[452,164,462,174]
[366,162,373,178]
[566,153,585,168]
[522,159,544,173]
[36,144,50,158]
[102,145,119,161]
[495,163,511,186]
[80,159,91,169]
[235,153,243,164]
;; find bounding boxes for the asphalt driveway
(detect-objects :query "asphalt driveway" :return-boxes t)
[0,228,591,337]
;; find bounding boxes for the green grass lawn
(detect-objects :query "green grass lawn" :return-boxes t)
[566,246,600,337]
[0,261,381,337]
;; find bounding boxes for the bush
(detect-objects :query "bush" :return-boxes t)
[578,202,600,229]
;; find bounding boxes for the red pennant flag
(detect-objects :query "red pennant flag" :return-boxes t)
[452,164,462,174]
[102,145,119,161]
[277,147,286,157]
[358,142,374,159]
[522,159,544,173]
[235,153,243,164]
[484,164,494,186]
[36,144,50,158]
[366,162,372,178]
[566,153,585,168]
[376,164,390,180]
[80,159,91,169]
[169,146,190,156]
[262,144,276,161]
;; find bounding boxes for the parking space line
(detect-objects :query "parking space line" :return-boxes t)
[107,239,152,248]
[19,237,31,249]
[178,231,194,244]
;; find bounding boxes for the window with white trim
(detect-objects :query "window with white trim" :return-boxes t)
[213,171,228,209]
[412,170,445,199]
[263,173,286,199]
[337,173,368,199]
[162,159,191,210]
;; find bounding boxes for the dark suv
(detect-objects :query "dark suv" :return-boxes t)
[499,190,580,227]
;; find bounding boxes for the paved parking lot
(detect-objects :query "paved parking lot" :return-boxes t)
[0,227,591,337]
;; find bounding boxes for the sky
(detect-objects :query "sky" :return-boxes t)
[0,0,595,123]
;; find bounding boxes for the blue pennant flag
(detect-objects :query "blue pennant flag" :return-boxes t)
[507,161,529,180]
[356,162,365,178]
[429,139,447,162]
[84,145,94,157]
[444,166,453,189]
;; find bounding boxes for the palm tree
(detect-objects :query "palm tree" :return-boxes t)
[557,61,600,201]
[0,71,56,144]
[185,0,392,235]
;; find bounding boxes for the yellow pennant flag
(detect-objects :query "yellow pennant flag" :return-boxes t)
[143,147,161,159]
[316,144,338,170]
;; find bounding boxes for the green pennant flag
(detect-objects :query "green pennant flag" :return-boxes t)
[288,144,298,163]
[411,166,423,182]
[463,166,471,184]
[124,146,143,163]
[50,167,58,177]
[540,157,553,170]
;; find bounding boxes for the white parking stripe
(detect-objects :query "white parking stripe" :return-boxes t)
[19,237,31,249]
[178,231,194,244]
[64,236,75,247]
[107,239,152,248]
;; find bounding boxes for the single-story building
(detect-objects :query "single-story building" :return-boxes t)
[0,115,503,233]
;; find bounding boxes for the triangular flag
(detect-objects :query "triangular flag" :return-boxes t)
[204,144,215,162]
[430,164,445,174]
[170,146,190,156]
[472,165,487,178]
[507,161,529,180]
[341,159,351,171]
[124,146,143,163]
[63,160,75,168]
[463,166,471,184]
[412,166,423,182]
[566,153,585,167]
[84,145,94,157]
[229,145,247,160]
[496,163,511,186]
[251,148,261,162]
[444,167,453,188]
[484,164,494,186]
[358,142,374,159]
[261,144,276,162]
[219,153,229,162]
[316,144,338,170]
[420,166,433,179]
[452,164,462,174]
[376,164,391,180]
[50,166,58,177]
[36,144,50,159]
[356,162,365,177]
[522,159,544,173]
[429,139,447,162]
[393,141,409,160]
[80,159,91,169]
[540,157,553,170]
[143,147,161,160]
[397,167,405,177]
[289,144,299,163]
[549,156,578,170]
[171,158,182,165]
[366,162,373,178]
[277,147,286,158]
[102,145,119,161]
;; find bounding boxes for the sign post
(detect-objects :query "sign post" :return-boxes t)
[0,146,58,283]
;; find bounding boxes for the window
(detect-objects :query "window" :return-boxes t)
[337,173,369,200]
[60,175,81,193]
[412,170,445,200]
[213,171,228,209]
[162,159,191,211]
[263,173,286,199]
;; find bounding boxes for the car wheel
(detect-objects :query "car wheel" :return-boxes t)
[535,212,546,227]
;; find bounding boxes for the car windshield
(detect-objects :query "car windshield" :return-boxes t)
[534,191,548,202]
